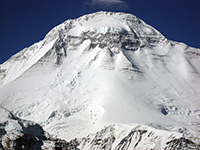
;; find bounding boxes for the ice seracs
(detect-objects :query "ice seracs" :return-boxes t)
[0,11,200,149]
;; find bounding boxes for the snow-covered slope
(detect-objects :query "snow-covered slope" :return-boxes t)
[0,11,200,149]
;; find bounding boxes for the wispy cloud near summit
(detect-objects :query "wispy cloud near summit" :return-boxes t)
[85,0,129,10]
[93,0,126,4]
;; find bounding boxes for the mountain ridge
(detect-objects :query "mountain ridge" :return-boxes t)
[0,11,200,149]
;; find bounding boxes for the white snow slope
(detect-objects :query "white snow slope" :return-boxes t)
[0,12,200,149]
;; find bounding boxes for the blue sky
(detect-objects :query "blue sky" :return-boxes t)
[0,0,199,64]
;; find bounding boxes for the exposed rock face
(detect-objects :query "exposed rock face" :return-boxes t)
[0,11,200,149]
[0,107,80,150]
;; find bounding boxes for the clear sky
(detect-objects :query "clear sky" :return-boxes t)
[0,0,199,64]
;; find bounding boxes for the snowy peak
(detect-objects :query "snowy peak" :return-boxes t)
[0,11,200,149]
[0,11,165,85]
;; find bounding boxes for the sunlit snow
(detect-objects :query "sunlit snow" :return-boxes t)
[0,12,199,149]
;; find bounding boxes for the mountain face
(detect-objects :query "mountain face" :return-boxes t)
[0,11,200,149]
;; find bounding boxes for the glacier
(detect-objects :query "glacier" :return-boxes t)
[0,11,200,149]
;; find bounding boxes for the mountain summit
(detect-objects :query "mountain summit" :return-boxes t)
[0,12,200,149]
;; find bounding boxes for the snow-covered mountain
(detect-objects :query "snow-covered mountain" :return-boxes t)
[0,11,200,149]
